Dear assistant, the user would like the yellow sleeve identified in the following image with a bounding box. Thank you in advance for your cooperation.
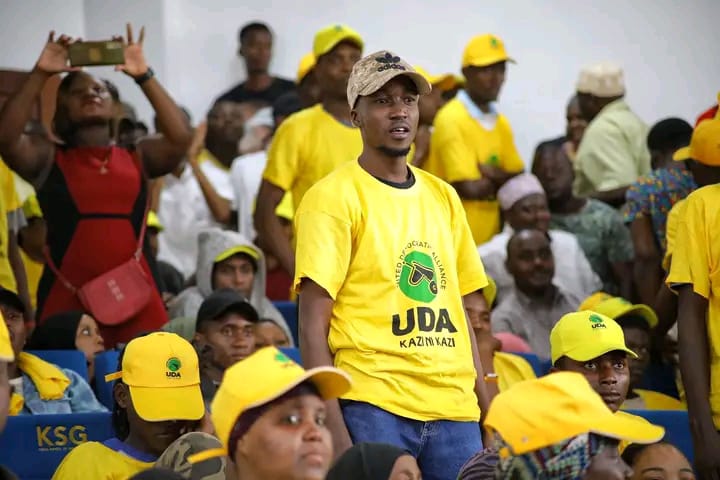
[663,200,686,271]
[666,194,710,298]
[449,185,488,294]
[263,117,304,191]
[52,443,102,480]
[0,160,21,212]
[293,186,353,299]
[433,120,479,183]
[498,117,525,172]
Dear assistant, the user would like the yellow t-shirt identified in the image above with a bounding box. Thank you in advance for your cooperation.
[21,250,42,309]
[0,158,21,292]
[427,99,525,245]
[294,162,488,422]
[663,198,687,272]
[666,184,720,428]
[52,440,155,480]
[494,352,536,392]
[263,104,362,210]
[621,389,686,411]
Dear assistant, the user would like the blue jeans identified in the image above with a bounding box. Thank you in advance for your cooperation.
[341,400,482,480]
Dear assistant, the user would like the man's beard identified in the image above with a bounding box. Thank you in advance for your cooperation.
[377,145,411,157]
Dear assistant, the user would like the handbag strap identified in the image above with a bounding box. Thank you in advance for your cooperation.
[43,148,153,290]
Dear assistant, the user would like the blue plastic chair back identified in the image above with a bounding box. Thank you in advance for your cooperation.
[274,301,299,345]
[510,352,547,377]
[0,412,113,480]
[626,409,693,463]
[280,347,302,365]
[27,350,88,381]
[94,350,120,410]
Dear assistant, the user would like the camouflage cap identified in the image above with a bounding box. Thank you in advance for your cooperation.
[156,432,227,480]
[347,50,432,108]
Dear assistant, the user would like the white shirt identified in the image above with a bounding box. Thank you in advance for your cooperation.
[200,158,236,208]
[456,89,499,130]
[157,167,223,279]
[230,150,268,239]
[478,225,602,305]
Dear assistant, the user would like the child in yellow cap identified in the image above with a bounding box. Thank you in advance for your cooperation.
[189,346,351,480]
[52,332,207,480]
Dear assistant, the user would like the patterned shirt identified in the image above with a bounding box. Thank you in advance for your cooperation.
[622,164,696,253]
[551,199,634,295]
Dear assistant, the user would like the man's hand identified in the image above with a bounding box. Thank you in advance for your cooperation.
[35,32,79,75]
[478,164,518,187]
[115,23,148,78]
[694,429,720,480]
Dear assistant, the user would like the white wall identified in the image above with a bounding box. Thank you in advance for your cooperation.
[2,0,719,163]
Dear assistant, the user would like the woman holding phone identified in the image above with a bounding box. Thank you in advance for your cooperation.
[0,25,192,347]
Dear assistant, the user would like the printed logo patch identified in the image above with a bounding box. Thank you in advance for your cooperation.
[399,251,438,302]
[166,357,182,378]
[589,314,606,329]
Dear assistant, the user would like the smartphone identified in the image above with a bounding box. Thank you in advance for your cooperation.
[68,40,125,67]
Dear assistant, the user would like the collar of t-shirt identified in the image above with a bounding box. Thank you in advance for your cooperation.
[372,167,416,189]
[457,90,498,130]
[103,437,158,463]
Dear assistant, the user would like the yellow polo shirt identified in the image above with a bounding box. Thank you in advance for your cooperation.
[294,162,488,421]
[666,184,720,428]
[263,104,362,210]
[428,98,524,245]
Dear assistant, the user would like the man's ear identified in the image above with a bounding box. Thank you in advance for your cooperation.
[114,383,129,409]
[350,109,361,128]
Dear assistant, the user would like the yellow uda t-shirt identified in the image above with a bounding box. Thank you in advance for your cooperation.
[263,104,362,210]
[0,158,22,292]
[666,184,720,428]
[294,162,488,422]
[427,99,525,245]
[493,351,536,392]
[52,440,155,479]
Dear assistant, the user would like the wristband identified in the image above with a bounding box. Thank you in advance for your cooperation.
[133,67,155,86]
[483,373,499,383]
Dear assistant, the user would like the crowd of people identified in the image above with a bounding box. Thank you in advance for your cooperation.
[0,16,716,480]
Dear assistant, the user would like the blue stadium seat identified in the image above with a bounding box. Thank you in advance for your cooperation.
[94,350,120,410]
[280,347,302,365]
[626,409,693,463]
[0,412,113,480]
[27,350,88,381]
[274,301,298,345]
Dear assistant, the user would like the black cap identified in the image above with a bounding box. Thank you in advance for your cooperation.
[196,289,259,331]
[0,288,25,315]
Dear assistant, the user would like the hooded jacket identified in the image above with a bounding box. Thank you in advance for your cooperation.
[168,228,292,344]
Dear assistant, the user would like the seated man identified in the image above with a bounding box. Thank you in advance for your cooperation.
[475,372,663,479]
[579,293,684,410]
[0,288,106,414]
[478,173,601,304]
[491,229,582,358]
[168,228,290,340]
[193,289,259,403]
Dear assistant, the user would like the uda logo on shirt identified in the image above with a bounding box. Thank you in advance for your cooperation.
[392,241,457,348]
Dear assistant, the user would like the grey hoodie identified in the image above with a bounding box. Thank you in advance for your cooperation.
[168,228,293,344]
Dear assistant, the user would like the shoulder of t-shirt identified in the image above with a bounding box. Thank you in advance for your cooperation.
[586,198,617,215]
[276,104,324,132]
[299,161,358,205]
[214,83,246,103]
[548,229,579,245]
[272,77,297,89]
[433,98,467,126]
[685,183,720,204]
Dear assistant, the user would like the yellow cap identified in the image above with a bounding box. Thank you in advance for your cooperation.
[673,119,720,166]
[413,66,456,92]
[579,294,658,329]
[104,332,204,422]
[482,276,497,307]
[550,311,638,365]
[296,52,316,84]
[312,24,363,58]
[485,372,664,456]
[462,34,515,68]
[214,245,260,263]
[147,211,163,232]
[210,346,351,454]
[0,313,15,362]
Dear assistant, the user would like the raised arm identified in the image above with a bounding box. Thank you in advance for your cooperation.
[0,32,74,182]
[116,25,192,178]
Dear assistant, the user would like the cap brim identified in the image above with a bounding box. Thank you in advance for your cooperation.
[318,34,364,58]
[215,246,260,263]
[432,75,457,92]
[673,146,691,161]
[130,385,205,422]
[589,411,665,445]
[563,344,638,363]
[464,55,516,68]
[245,366,352,412]
[617,304,658,329]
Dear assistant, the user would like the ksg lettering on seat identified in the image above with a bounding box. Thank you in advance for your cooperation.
[36,425,88,451]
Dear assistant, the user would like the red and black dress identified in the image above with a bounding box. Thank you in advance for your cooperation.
[37,146,168,347]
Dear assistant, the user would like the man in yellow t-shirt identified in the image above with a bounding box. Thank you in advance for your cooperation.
[255,24,364,278]
[428,34,524,245]
[666,118,720,474]
[0,158,30,312]
[294,51,491,480]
